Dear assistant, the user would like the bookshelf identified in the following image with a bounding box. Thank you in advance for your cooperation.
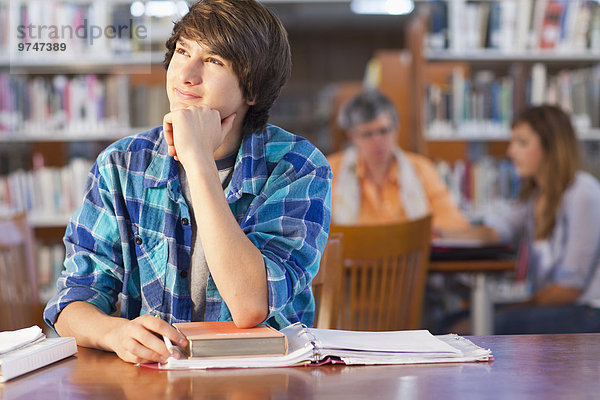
[0,0,173,221]
[362,0,600,220]
[406,0,600,305]
[419,0,600,144]
[0,0,179,307]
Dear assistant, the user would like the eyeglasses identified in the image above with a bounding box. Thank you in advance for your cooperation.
[351,125,395,139]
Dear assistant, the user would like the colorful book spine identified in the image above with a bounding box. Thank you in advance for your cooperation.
[0,157,93,218]
[425,0,600,52]
[425,64,600,139]
[435,157,520,221]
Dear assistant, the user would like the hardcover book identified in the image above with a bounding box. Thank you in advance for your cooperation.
[173,321,288,358]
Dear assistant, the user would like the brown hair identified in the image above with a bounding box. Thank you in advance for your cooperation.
[512,104,580,239]
[163,0,291,135]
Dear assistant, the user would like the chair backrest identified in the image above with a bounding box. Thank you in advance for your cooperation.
[0,213,39,331]
[330,215,432,331]
[312,233,343,329]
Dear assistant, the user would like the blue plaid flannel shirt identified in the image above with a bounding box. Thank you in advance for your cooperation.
[44,125,332,330]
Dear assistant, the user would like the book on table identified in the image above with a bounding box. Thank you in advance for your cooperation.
[0,326,77,382]
[159,323,492,370]
[174,321,288,358]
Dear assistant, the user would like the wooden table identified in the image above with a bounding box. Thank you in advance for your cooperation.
[429,259,516,336]
[2,334,599,399]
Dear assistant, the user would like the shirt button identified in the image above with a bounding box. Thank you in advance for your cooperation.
[180,270,188,278]
[182,218,189,226]
[135,236,143,245]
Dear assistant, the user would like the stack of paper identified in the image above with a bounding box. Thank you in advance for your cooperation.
[0,326,77,382]
[0,326,45,354]
[305,326,491,365]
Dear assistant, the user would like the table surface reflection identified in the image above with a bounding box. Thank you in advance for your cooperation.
[2,334,599,400]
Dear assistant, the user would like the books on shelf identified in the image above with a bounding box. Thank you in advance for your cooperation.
[425,0,600,53]
[0,73,131,137]
[435,157,520,222]
[0,2,7,56]
[5,1,170,60]
[425,64,600,140]
[539,0,566,49]
[0,157,93,220]
[427,0,448,50]
[130,85,170,128]
[159,323,492,370]
[174,321,288,358]
[0,69,168,140]
[0,326,77,382]
[37,242,66,303]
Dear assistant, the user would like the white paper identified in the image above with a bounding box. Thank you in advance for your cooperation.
[308,327,461,354]
[0,326,45,355]
[432,237,488,248]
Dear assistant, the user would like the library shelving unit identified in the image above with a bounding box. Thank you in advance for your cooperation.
[361,0,600,219]
[415,0,600,158]
[0,0,177,307]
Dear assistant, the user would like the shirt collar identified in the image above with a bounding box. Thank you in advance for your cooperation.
[143,127,270,201]
[355,152,399,185]
[226,127,270,202]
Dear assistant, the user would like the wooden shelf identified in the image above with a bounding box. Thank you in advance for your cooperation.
[426,129,600,142]
[28,213,71,228]
[425,50,600,63]
[0,127,154,143]
[1,51,165,71]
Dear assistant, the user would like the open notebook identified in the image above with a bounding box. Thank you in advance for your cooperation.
[159,323,492,370]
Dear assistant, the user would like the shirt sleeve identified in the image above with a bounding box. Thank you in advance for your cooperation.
[43,158,124,328]
[552,183,600,289]
[239,146,332,323]
[483,200,528,244]
[410,154,470,231]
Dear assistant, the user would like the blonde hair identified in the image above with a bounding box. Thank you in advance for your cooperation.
[513,105,580,239]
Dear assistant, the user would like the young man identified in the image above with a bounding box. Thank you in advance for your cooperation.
[44,0,332,364]
[328,89,468,232]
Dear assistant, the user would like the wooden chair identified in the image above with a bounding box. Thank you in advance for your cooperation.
[330,216,432,331]
[0,213,40,331]
[312,233,343,329]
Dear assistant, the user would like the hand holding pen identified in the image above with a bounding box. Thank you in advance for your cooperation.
[105,312,188,365]
[154,314,186,362]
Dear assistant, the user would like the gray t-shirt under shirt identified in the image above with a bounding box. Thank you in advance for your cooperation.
[177,152,236,321]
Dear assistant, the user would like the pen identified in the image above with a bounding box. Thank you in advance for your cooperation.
[163,334,175,355]
[153,313,175,356]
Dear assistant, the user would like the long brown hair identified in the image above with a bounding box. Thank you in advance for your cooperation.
[512,105,580,239]
[163,0,291,136]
